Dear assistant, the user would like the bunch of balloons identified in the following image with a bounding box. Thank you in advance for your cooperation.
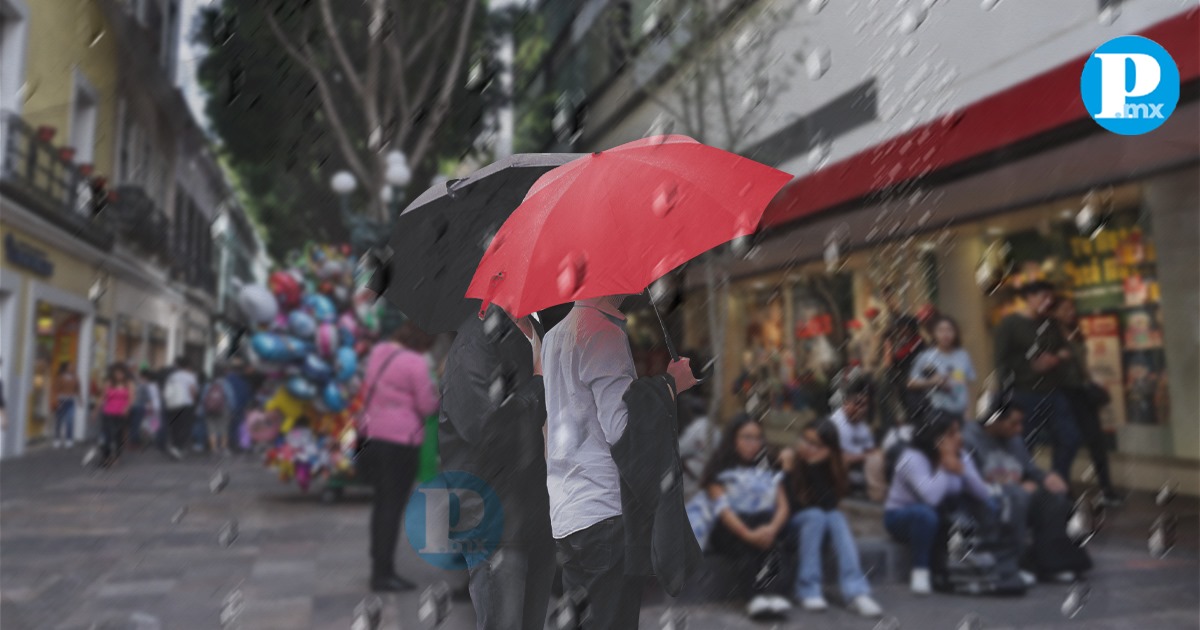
[236,243,384,491]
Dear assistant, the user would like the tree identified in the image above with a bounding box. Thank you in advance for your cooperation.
[196,0,494,259]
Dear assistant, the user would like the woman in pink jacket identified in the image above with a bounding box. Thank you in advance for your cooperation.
[358,322,440,592]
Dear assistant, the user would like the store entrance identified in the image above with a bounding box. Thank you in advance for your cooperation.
[26,301,82,447]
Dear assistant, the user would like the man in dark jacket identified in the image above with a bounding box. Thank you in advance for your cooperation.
[439,306,553,630]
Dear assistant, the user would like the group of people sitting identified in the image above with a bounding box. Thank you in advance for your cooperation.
[685,373,1092,621]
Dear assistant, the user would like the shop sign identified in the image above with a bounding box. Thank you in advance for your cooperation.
[4,234,54,277]
[1081,315,1127,431]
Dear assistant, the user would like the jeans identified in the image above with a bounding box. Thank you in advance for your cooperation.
[360,440,421,579]
[165,406,195,452]
[1012,389,1081,481]
[55,398,76,441]
[468,539,556,630]
[1064,387,1115,493]
[100,413,128,463]
[791,508,871,600]
[128,407,144,447]
[555,516,644,629]
[884,504,940,569]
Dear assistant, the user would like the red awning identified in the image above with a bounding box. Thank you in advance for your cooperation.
[762,9,1200,230]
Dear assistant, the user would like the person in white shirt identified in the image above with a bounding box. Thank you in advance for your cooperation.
[829,376,878,495]
[541,296,697,629]
[162,357,199,460]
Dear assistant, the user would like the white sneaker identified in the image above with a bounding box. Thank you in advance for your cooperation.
[746,595,774,619]
[802,596,829,611]
[1019,570,1038,587]
[768,595,793,614]
[910,568,932,595]
[65,439,74,448]
[849,595,884,618]
[54,440,62,449]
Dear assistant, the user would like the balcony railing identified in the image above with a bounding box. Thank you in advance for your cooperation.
[0,112,115,250]
[107,185,171,262]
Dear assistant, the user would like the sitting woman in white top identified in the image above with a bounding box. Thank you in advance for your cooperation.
[883,410,991,595]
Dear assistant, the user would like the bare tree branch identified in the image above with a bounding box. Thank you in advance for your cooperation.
[317,0,367,102]
[264,9,370,187]
[410,0,478,167]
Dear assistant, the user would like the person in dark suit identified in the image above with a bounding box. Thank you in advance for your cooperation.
[439,305,556,630]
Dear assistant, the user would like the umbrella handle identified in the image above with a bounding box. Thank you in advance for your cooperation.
[647,289,710,386]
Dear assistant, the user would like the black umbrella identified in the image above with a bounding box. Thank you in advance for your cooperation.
[375,153,582,334]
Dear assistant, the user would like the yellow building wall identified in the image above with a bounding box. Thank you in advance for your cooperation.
[21,0,121,176]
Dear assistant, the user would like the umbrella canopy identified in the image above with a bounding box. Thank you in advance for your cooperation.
[466,135,792,320]
[378,152,582,333]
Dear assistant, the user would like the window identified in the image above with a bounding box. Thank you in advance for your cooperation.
[0,0,29,117]
[69,72,99,163]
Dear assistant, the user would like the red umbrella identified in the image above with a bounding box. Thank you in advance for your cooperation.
[466,136,791,352]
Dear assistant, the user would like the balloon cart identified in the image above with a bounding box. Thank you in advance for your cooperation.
[238,243,386,501]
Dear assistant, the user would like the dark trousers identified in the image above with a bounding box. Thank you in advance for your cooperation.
[165,406,195,451]
[1002,485,1092,576]
[360,440,420,579]
[1012,390,1081,481]
[710,510,791,598]
[469,538,556,630]
[1064,388,1115,494]
[100,413,128,463]
[556,515,644,629]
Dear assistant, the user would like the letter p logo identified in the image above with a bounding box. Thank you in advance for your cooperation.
[404,471,504,570]
[1081,36,1179,135]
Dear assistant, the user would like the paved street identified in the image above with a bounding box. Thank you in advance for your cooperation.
[2,448,1197,629]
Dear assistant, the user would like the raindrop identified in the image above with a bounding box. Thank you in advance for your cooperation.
[981,0,1002,10]
[898,8,927,34]
[1061,582,1090,618]
[488,375,506,404]
[1081,465,1097,483]
[219,588,244,628]
[922,0,938,9]
[652,183,679,218]
[352,596,383,630]
[1155,482,1177,507]
[1149,514,1177,558]
[552,588,588,629]
[1066,497,1097,546]
[730,236,751,258]
[130,611,163,630]
[660,470,676,495]
[218,520,239,548]
[88,29,106,48]
[210,469,230,494]
[418,581,452,628]
[738,182,754,197]
[171,506,188,524]
[556,253,588,298]
[900,39,917,57]
[807,0,828,14]
[81,445,100,467]
[483,308,504,337]
[659,606,688,630]
[1098,5,1120,26]
[1075,203,1098,236]
[824,241,840,273]
[873,616,903,630]
[807,139,832,171]
[805,46,832,80]
[649,277,672,303]
[956,613,983,630]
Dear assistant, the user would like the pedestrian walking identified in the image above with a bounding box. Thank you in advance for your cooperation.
[907,315,976,420]
[162,357,199,460]
[356,322,439,593]
[52,361,81,448]
[883,412,991,595]
[695,414,793,620]
[224,359,253,453]
[782,419,884,618]
[138,367,162,448]
[963,401,1092,584]
[95,363,134,468]
[197,365,235,456]
[541,296,699,628]
[992,281,1081,482]
[440,306,555,630]
[1050,297,1121,505]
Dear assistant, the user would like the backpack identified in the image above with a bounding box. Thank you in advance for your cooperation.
[934,499,1027,596]
[203,381,229,415]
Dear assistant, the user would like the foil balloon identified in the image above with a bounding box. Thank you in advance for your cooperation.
[237,284,278,325]
[305,294,337,323]
[338,312,359,339]
[251,332,291,363]
[320,259,344,279]
[288,311,318,339]
[322,381,349,413]
[302,353,333,382]
[315,323,340,358]
[333,346,358,382]
[332,285,351,308]
[280,336,312,362]
[268,270,302,309]
[271,312,288,332]
[285,375,317,400]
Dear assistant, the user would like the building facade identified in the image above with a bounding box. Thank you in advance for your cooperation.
[0,0,238,458]
[516,0,1198,492]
